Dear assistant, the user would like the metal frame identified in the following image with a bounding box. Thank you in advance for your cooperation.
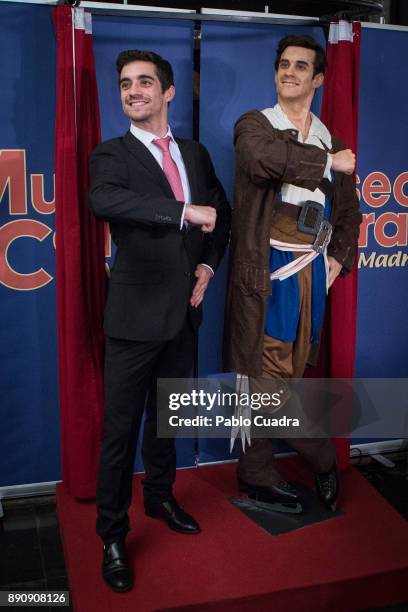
[361,20,408,30]
[6,0,408,31]
[0,480,58,500]
[319,0,383,21]
[3,0,405,29]
[0,0,384,18]
[0,0,318,25]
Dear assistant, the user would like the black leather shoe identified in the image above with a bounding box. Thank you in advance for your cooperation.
[238,478,303,513]
[102,540,132,593]
[315,464,339,512]
[145,498,201,534]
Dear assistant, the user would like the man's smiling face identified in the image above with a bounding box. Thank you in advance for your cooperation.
[275,46,323,104]
[119,60,174,129]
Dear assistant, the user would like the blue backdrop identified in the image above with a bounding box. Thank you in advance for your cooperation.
[1,8,407,488]
[355,27,408,378]
[92,14,196,472]
[198,21,326,463]
[93,16,194,142]
[0,6,196,486]
[0,3,58,487]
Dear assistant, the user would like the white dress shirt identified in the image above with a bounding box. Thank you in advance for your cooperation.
[130,123,190,228]
[262,104,333,207]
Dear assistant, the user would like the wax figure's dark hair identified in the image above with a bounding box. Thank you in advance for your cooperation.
[116,50,174,92]
[275,35,328,77]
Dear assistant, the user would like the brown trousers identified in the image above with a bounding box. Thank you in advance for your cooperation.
[237,213,336,486]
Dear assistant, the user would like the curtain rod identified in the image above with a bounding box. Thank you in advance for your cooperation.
[0,0,320,25]
[6,0,407,30]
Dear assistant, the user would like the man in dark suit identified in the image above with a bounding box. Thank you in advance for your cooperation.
[89,50,230,593]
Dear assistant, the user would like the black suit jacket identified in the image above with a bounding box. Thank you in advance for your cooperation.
[89,131,230,342]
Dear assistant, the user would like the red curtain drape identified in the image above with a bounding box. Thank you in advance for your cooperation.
[53,6,106,498]
[317,21,361,469]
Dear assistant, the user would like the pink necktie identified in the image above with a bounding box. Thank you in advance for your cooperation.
[152,136,185,202]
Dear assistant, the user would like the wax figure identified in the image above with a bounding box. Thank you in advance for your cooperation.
[89,50,230,592]
[224,35,361,514]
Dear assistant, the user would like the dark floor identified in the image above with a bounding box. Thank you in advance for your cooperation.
[0,454,407,612]
[0,495,71,611]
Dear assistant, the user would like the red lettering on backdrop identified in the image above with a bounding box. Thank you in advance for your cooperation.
[394,172,408,207]
[374,212,408,247]
[362,171,391,208]
[31,174,55,214]
[355,174,361,201]
[0,219,53,290]
[358,212,375,248]
[0,150,27,214]
[0,150,111,290]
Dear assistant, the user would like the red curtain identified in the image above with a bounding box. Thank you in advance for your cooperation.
[53,6,106,498]
[318,21,361,469]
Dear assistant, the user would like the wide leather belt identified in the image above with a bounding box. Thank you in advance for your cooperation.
[274,200,302,220]
[274,199,332,254]
[274,199,324,231]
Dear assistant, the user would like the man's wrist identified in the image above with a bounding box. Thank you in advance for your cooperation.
[199,263,214,277]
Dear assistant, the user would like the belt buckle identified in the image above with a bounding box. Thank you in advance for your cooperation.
[312,220,332,254]
[298,200,324,235]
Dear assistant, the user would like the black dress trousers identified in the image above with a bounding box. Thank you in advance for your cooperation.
[96,319,194,543]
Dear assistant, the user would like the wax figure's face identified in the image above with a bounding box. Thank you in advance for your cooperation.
[275,46,324,104]
[119,60,175,129]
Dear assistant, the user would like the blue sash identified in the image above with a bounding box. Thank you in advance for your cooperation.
[265,198,332,344]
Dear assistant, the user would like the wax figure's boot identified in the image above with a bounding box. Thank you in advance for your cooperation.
[238,478,303,514]
[145,497,201,534]
[237,438,303,514]
[102,540,133,592]
[315,463,339,512]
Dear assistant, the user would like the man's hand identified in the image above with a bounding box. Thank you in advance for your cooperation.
[331,149,356,175]
[184,204,216,232]
[190,264,213,308]
[327,256,342,288]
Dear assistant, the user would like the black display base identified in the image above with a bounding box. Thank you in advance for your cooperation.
[230,482,343,536]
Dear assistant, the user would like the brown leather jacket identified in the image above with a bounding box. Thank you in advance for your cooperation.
[224,110,361,377]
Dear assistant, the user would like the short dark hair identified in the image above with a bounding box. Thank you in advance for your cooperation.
[116,50,174,92]
[275,35,327,77]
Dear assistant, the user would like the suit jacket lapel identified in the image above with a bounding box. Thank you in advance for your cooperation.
[177,138,199,204]
[123,131,174,198]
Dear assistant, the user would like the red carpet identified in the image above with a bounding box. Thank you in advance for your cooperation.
[56,459,408,612]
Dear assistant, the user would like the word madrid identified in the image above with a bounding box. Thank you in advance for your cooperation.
[168,415,300,428]
[358,250,408,268]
